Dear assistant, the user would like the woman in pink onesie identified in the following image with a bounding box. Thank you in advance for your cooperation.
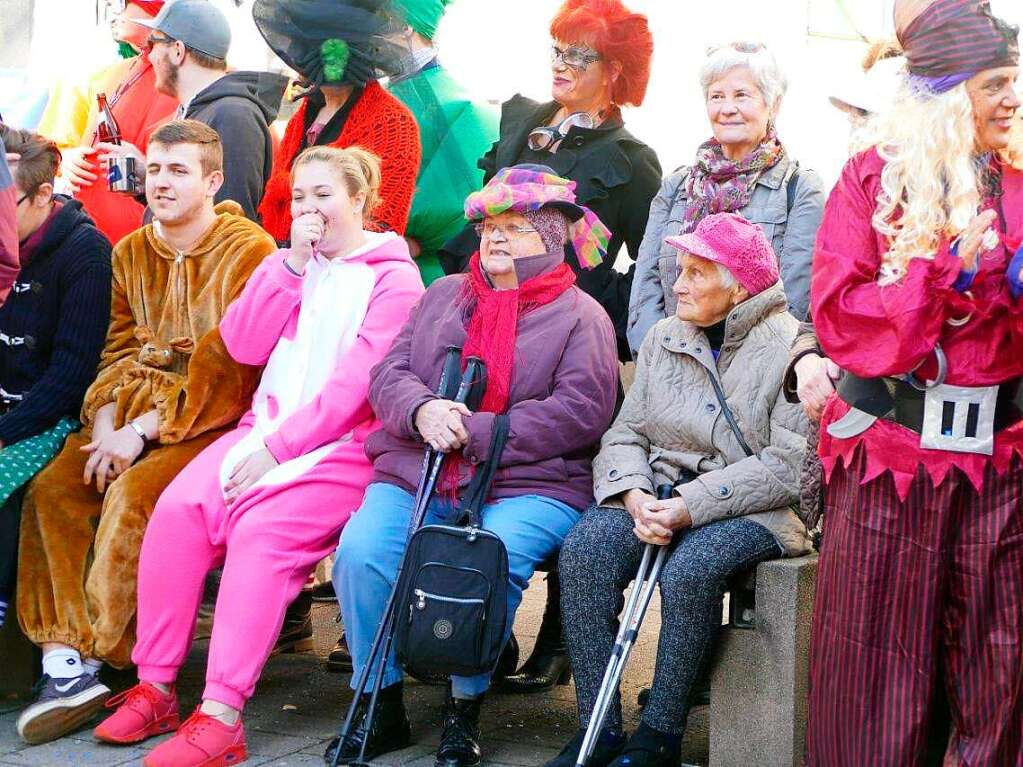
[93,146,425,767]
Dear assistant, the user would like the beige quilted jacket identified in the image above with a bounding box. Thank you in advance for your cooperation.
[593,282,813,556]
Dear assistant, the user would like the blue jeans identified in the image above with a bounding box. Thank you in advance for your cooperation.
[335,482,580,698]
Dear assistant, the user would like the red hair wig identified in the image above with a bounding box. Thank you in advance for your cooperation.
[550,0,653,107]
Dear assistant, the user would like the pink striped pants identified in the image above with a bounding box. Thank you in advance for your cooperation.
[807,449,1023,766]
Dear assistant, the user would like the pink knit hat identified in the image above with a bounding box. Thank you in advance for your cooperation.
[665,213,779,296]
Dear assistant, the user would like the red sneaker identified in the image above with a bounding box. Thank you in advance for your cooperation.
[94,682,180,744]
[143,709,247,767]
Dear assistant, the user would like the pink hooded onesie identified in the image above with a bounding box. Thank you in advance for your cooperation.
[131,231,424,709]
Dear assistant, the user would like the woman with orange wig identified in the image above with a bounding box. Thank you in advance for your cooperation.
[440,0,661,365]
[438,0,660,700]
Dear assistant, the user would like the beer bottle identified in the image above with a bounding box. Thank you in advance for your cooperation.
[96,92,141,194]
[95,93,123,145]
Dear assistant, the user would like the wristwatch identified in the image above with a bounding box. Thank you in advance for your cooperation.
[128,420,148,443]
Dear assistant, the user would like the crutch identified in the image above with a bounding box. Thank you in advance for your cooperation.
[331,355,487,767]
[575,483,675,767]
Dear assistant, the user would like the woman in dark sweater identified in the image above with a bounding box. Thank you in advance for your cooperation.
[440,0,661,363]
[0,126,112,626]
[437,0,661,691]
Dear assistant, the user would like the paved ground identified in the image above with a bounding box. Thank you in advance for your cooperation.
[0,576,709,766]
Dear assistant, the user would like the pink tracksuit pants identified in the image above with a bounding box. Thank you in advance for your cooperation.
[131,425,372,709]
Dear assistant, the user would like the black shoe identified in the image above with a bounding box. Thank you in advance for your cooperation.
[323,685,411,765]
[544,727,626,767]
[606,723,681,767]
[272,588,314,656]
[493,634,519,682]
[312,580,337,602]
[325,633,353,673]
[499,573,570,694]
[435,694,483,767]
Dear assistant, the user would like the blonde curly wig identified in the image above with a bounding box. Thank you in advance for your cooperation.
[853,80,981,285]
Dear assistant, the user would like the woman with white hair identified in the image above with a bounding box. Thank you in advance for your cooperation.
[627,42,825,355]
[807,1,1023,764]
[548,213,811,767]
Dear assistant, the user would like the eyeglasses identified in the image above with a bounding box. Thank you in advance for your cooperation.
[705,41,766,56]
[15,193,29,207]
[474,222,538,240]
[146,32,176,48]
[527,111,596,152]
[551,44,601,71]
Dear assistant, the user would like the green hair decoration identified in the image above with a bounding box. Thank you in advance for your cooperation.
[321,38,351,82]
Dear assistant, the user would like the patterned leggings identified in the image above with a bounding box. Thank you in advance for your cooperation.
[559,505,781,735]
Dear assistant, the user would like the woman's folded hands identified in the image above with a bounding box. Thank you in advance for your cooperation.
[623,488,692,545]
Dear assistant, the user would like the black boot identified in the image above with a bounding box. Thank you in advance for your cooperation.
[435,693,483,767]
[493,633,519,682]
[325,633,353,673]
[311,579,337,602]
[323,683,411,765]
[499,572,570,693]
[272,588,314,656]
[606,723,681,767]
[544,727,626,767]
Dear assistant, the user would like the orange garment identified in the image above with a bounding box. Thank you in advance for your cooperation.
[259,81,421,241]
[17,201,275,666]
[74,57,178,246]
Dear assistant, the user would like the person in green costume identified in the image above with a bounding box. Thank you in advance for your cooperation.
[385,0,499,285]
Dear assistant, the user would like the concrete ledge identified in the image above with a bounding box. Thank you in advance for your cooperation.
[709,554,818,767]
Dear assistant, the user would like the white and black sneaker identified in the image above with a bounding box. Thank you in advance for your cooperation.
[16,672,111,745]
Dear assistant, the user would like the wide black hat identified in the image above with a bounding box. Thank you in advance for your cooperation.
[252,0,403,89]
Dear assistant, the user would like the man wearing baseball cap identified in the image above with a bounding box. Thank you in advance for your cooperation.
[101,0,287,222]
[36,0,178,245]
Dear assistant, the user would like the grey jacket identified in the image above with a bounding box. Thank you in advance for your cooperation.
[626,155,825,356]
[595,282,813,556]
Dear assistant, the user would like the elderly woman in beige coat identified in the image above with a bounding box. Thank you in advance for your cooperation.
[547,212,811,767]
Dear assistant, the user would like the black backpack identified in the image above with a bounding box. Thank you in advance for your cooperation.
[393,416,511,679]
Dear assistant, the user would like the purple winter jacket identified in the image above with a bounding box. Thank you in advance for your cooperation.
[366,273,619,511]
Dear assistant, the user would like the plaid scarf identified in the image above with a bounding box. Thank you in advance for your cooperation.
[681,128,785,235]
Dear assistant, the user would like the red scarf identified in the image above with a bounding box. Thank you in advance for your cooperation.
[441,253,576,498]
[462,252,576,414]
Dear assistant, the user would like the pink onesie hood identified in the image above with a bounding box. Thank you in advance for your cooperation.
[336,231,415,270]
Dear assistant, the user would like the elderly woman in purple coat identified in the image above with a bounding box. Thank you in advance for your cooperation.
[328,165,620,767]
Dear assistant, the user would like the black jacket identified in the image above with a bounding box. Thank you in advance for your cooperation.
[185,71,289,221]
[439,94,662,360]
[0,198,112,445]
